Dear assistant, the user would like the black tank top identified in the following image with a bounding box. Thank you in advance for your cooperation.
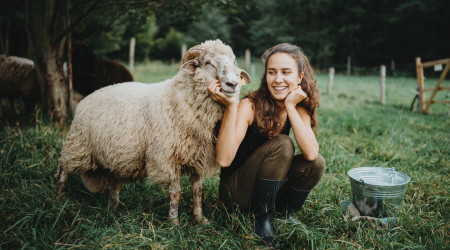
[220,117,291,179]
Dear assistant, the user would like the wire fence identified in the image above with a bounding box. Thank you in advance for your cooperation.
[313,63,440,78]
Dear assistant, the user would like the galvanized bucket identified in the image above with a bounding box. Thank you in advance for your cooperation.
[348,167,410,217]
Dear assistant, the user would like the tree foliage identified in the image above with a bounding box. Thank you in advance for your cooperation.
[0,0,448,124]
[2,0,448,66]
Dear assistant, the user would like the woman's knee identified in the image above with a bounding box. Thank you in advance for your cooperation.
[312,154,326,178]
[269,134,295,159]
[288,154,325,190]
[257,134,294,179]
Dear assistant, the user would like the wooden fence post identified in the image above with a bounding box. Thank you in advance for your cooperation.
[245,49,251,70]
[380,65,386,104]
[416,57,425,113]
[327,67,335,94]
[347,55,351,75]
[181,44,187,62]
[129,37,136,72]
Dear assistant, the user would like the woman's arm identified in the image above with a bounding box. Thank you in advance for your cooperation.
[215,99,253,167]
[285,87,319,161]
[207,80,254,167]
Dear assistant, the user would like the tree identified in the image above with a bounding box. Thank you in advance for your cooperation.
[0,0,211,125]
[184,6,232,47]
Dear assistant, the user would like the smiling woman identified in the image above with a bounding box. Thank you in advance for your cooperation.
[208,43,325,248]
[252,44,320,137]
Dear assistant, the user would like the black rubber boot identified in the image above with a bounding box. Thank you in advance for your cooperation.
[278,186,310,227]
[252,177,286,248]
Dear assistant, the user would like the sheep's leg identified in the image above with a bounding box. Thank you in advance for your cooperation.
[168,182,181,225]
[109,181,123,210]
[55,164,69,191]
[10,98,20,115]
[190,174,209,224]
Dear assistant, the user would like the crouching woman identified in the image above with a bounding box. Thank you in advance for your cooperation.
[208,43,325,247]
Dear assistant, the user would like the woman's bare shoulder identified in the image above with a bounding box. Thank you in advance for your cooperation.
[239,97,254,108]
[238,98,255,125]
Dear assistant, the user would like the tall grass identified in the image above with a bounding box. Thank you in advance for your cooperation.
[1,60,448,249]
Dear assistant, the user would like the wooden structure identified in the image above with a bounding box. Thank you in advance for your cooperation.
[327,67,335,94]
[412,57,450,113]
[245,49,251,70]
[380,65,386,104]
[129,37,136,72]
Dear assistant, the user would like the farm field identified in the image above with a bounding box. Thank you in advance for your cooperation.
[1,60,448,249]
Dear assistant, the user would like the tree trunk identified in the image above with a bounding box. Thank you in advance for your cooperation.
[43,46,68,125]
[0,21,11,55]
[26,0,69,125]
[30,42,69,125]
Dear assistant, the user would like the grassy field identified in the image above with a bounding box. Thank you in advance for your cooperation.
[1,60,448,249]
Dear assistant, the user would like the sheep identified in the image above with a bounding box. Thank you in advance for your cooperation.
[0,55,40,117]
[55,39,251,225]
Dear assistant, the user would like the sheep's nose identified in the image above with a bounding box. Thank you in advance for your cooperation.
[225,82,237,89]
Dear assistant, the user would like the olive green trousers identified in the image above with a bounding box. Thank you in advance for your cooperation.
[219,134,325,211]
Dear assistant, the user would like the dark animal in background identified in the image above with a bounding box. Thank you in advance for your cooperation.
[71,44,133,97]
[1,44,133,117]
[0,55,40,117]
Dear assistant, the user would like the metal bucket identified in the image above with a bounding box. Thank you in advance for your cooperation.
[348,167,410,217]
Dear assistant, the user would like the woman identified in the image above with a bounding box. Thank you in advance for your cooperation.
[208,43,325,246]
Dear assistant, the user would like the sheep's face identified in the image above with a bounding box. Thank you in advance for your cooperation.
[181,40,251,97]
[201,53,246,97]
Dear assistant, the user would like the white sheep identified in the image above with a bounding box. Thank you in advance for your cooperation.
[55,40,250,225]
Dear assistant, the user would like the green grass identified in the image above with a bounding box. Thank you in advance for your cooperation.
[1,60,449,249]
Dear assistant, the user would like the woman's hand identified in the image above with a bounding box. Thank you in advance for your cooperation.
[285,84,307,107]
[207,79,238,107]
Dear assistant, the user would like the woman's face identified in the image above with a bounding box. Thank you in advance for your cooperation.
[266,52,303,103]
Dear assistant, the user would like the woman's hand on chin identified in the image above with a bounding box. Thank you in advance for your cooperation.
[207,79,238,107]
[285,85,307,107]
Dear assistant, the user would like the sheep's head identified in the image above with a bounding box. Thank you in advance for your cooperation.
[181,40,251,97]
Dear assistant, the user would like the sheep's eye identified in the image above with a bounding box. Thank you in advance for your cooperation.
[205,62,216,68]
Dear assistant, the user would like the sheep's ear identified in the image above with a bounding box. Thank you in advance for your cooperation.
[240,70,251,85]
[181,59,199,74]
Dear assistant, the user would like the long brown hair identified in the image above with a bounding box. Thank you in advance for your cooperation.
[247,43,320,138]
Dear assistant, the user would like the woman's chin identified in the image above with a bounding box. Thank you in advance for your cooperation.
[270,93,288,102]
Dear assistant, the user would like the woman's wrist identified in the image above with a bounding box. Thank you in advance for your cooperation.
[225,101,238,112]
[285,102,297,111]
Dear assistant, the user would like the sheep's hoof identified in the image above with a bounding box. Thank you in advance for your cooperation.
[170,217,180,226]
[109,196,120,210]
[55,180,67,192]
[109,201,119,210]
[195,216,210,225]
